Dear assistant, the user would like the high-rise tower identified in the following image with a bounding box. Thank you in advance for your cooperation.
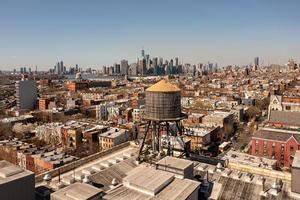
[15,76,37,110]
[141,48,145,58]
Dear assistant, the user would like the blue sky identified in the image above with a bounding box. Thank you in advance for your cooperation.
[0,0,300,70]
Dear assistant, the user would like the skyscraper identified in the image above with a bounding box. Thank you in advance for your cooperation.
[60,61,64,74]
[152,57,158,68]
[114,63,121,74]
[145,54,150,69]
[159,57,163,67]
[141,49,145,58]
[175,57,179,66]
[120,59,129,75]
[254,57,259,70]
[288,58,296,71]
[138,58,146,75]
[57,62,60,74]
[15,76,37,110]
[170,59,174,67]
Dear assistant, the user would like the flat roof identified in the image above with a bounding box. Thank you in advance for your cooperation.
[0,160,34,185]
[206,111,232,118]
[99,128,126,139]
[123,165,175,196]
[90,158,137,191]
[105,165,200,200]
[0,114,34,123]
[223,150,277,168]
[51,182,102,200]
[157,156,193,170]
[187,127,213,137]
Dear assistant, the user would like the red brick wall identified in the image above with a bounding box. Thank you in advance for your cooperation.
[283,97,300,104]
[0,146,18,165]
[251,137,300,168]
[285,137,300,167]
[26,155,35,172]
[68,82,88,92]
[39,99,50,110]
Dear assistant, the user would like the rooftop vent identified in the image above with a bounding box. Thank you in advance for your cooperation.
[82,175,91,184]
[43,173,52,184]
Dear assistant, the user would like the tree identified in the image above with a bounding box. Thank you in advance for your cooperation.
[0,123,12,139]
[12,123,34,138]
[245,106,261,120]
[192,100,213,109]
[255,97,270,110]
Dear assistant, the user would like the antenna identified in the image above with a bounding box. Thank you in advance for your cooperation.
[206,170,209,182]
[73,159,76,181]
[58,168,61,182]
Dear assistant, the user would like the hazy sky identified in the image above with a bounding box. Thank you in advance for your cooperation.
[1,0,300,70]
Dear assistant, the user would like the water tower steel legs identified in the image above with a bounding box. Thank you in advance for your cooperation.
[137,118,189,162]
[138,121,151,162]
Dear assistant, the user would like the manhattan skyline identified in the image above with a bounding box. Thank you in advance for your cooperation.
[1,0,300,70]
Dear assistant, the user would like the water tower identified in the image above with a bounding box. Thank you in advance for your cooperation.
[137,79,188,162]
[75,72,82,80]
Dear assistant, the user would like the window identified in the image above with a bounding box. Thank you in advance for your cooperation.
[264,141,267,148]
[290,146,294,154]
[286,106,291,110]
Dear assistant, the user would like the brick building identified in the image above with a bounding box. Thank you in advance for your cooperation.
[251,128,300,168]
[98,128,129,150]
[0,139,76,174]
[68,80,111,92]
[202,111,234,140]
[184,126,220,153]
[268,95,300,115]
[68,81,89,92]
[268,110,300,128]
[39,98,50,110]
[184,113,205,125]
[39,79,51,87]
[61,127,82,149]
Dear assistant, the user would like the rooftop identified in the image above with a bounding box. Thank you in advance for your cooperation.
[223,150,277,169]
[207,111,232,118]
[195,161,295,200]
[99,128,127,139]
[269,110,300,127]
[0,114,34,123]
[157,156,193,171]
[0,160,34,185]
[146,79,180,92]
[123,165,175,196]
[105,165,200,200]
[253,128,300,143]
[90,158,137,191]
[50,182,102,200]
[186,127,214,137]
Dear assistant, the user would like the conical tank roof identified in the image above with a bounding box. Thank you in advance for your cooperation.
[146,79,180,92]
